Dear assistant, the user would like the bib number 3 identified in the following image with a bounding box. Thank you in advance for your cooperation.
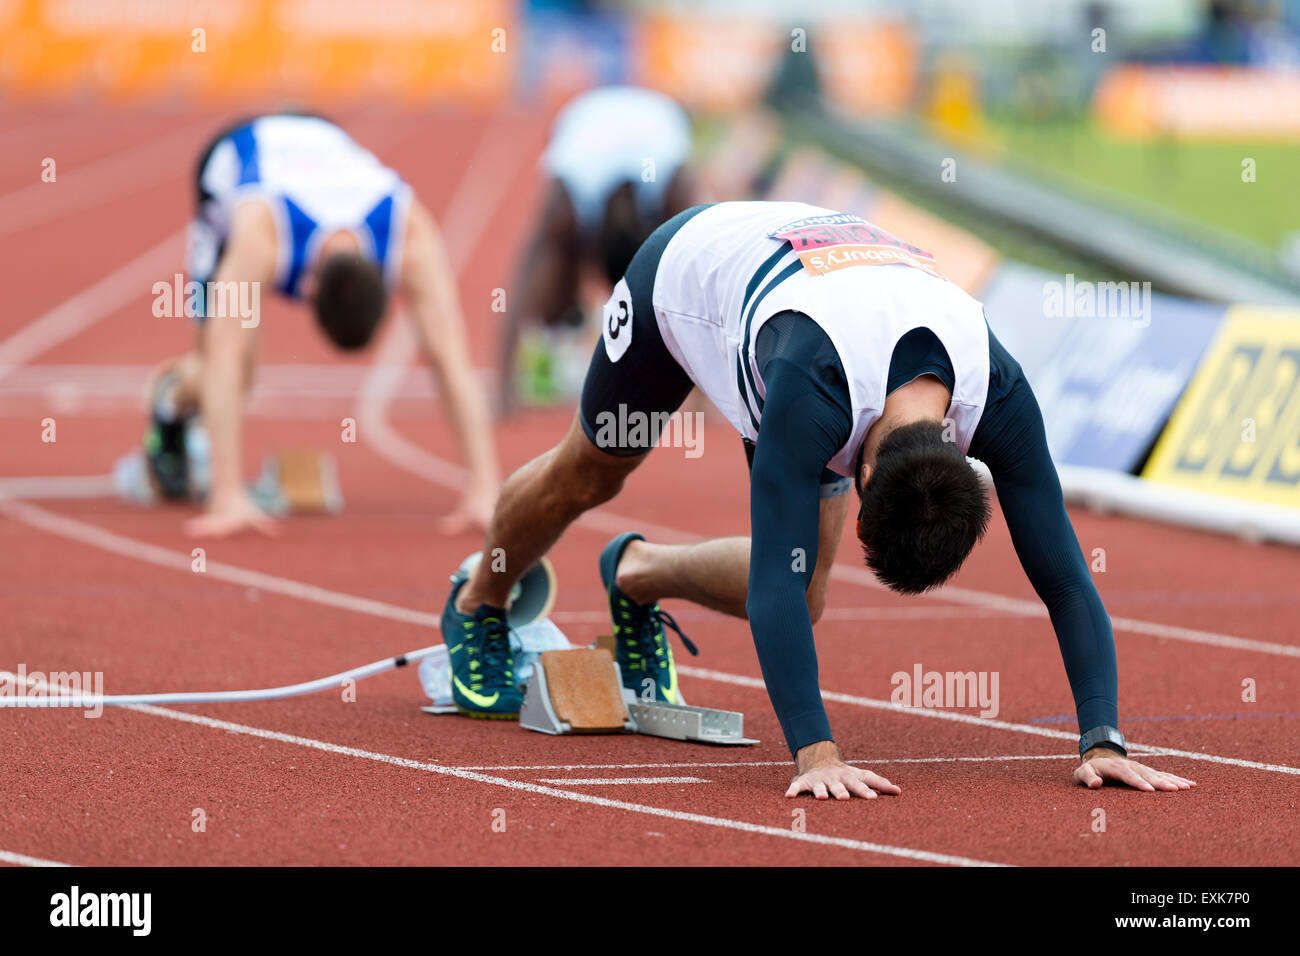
[602,278,633,363]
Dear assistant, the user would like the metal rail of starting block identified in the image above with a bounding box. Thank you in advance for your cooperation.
[519,654,758,746]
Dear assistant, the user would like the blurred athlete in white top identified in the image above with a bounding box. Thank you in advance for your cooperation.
[145,112,499,537]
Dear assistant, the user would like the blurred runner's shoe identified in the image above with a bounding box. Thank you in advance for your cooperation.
[143,372,199,500]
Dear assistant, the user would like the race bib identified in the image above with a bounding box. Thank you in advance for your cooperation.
[602,277,634,363]
[770,213,943,279]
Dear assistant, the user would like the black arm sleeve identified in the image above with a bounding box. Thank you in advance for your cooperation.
[747,314,854,755]
[968,368,1120,734]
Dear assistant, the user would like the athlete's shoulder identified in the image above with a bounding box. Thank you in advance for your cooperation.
[688,200,842,229]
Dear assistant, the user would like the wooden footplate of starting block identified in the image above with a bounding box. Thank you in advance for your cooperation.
[250,449,343,515]
[520,649,758,746]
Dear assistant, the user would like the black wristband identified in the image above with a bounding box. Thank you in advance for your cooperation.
[1079,725,1127,758]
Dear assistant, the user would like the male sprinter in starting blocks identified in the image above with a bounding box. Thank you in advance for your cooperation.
[147,112,499,537]
[445,201,1197,799]
[498,85,695,413]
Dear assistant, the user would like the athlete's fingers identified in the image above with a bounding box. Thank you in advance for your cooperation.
[1145,767,1193,791]
[1115,764,1156,792]
[1144,765,1196,787]
[828,780,851,801]
[861,770,901,795]
[184,507,279,539]
[845,775,877,799]
[812,780,830,800]
[1074,762,1104,789]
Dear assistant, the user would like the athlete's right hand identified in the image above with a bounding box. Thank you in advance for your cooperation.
[786,741,902,800]
[184,490,278,539]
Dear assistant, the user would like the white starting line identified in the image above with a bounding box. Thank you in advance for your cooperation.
[0,849,71,868]
[455,753,1157,772]
[537,776,712,785]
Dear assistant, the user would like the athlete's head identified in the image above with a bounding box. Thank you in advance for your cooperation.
[855,420,990,594]
[312,251,388,351]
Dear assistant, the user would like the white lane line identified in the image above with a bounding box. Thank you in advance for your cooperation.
[0,363,493,399]
[824,561,1300,659]
[106,702,1005,867]
[0,496,442,630]
[1,497,1297,777]
[0,230,184,384]
[0,475,115,499]
[0,119,213,240]
[680,665,1300,776]
[0,849,71,867]
[4,667,1003,866]
[457,754,1155,771]
[549,606,1024,625]
[536,776,711,785]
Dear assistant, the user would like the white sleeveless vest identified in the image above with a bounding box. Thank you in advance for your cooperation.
[648,201,990,476]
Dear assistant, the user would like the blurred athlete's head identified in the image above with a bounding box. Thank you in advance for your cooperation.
[855,420,990,594]
[312,251,388,351]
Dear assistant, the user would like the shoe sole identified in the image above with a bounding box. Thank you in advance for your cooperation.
[455,707,520,720]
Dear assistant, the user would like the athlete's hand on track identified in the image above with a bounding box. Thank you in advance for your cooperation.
[437,488,495,536]
[1074,748,1196,791]
[184,491,278,539]
[786,741,902,800]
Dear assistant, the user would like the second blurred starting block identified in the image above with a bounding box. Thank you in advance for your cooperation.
[249,448,343,515]
[520,648,758,746]
[115,428,343,516]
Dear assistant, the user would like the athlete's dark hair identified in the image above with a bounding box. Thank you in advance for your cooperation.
[313,252,388,351]
[856,420,991,594]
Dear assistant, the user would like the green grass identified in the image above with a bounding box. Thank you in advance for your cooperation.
[983,114,1300,251]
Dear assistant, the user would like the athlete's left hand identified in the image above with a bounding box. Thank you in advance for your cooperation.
[437,487,495,536]
[1074,748,1196,791]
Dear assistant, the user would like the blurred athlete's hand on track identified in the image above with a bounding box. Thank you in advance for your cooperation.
[184,490,279,539]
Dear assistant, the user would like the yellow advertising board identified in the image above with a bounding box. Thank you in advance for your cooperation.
[1144,307,1300,508]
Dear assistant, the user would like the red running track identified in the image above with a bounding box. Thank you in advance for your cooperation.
[0,105,1297,867]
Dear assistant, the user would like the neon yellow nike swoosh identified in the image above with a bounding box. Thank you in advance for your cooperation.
[453,675,500,708]
[661,663,678,704]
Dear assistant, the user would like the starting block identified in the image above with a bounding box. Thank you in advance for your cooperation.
[114,431,343,515]
[520,648,758,746]
[249,448,343,515]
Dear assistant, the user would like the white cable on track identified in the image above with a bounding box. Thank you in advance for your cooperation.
[0,645,446,708]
